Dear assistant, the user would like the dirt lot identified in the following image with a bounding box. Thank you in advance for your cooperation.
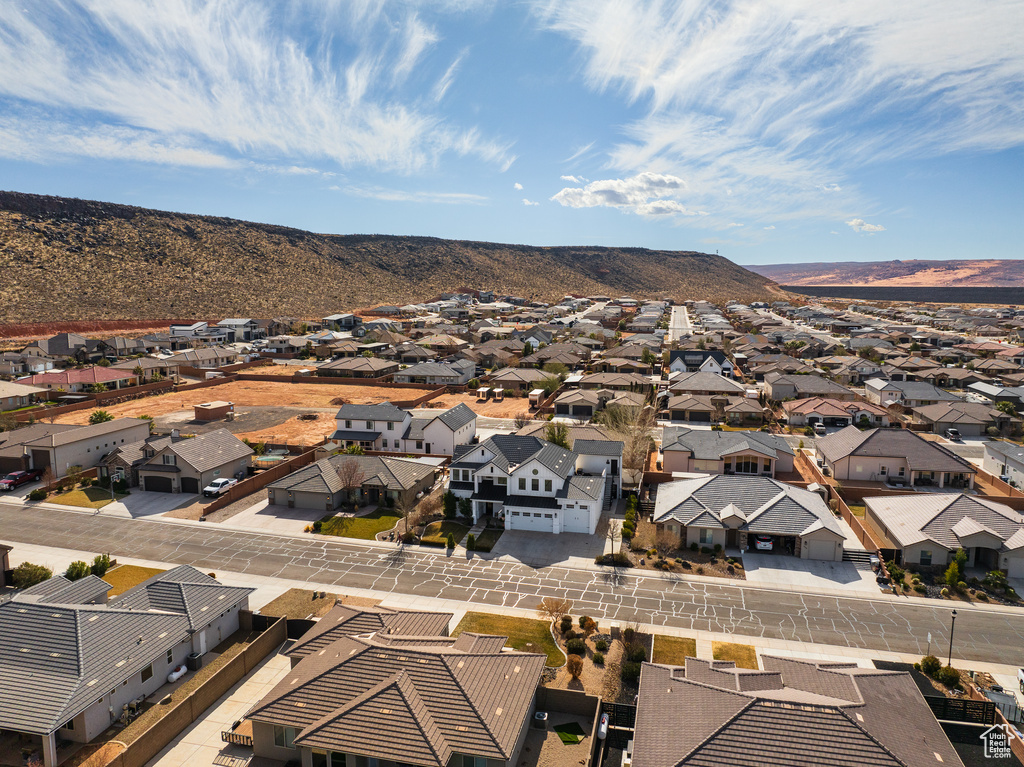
[52,380,436,424]
[427,393,532,418]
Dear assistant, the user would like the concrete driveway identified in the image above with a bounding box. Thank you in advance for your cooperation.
[218,499,326,534]
[741,551,879,594]
[489,528,608,568]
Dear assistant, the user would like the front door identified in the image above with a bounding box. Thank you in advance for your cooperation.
[425,443,431,453]
[199,630,207,655]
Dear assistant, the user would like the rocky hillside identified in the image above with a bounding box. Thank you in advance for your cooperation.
[746,259,1024,287]
[0,191,773,323]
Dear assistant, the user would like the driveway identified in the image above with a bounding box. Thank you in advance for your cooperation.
[741,551,879,594]
[490,529,608,568]
[218,500,325,535]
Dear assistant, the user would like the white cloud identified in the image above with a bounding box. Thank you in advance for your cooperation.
[562,142,595,163]
[846,217,886,233]
[0,1,513,173]
[764,225,775,230]
[432,49,467,102]
[727,222,744,228]
[514,182,523,190]
[531,0,1024,223]
[830,230,840,235]
[343,186,488,204]
[560,174,586,183]
[551,171,706,217]
[522,198,540,206]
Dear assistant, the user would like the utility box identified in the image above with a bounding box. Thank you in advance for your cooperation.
[194,401,234,422]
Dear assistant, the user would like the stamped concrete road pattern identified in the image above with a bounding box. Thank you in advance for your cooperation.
[2,505,1023,664]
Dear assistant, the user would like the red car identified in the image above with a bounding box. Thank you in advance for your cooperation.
[0,469,44,491]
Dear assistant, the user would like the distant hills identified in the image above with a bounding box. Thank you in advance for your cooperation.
[745,259,1024,287]
[0,191,773,324]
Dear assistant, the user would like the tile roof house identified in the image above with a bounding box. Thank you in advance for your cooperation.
[0,380,48,411]
[486,366,551,391]
[864,378,964,408]
[136,428,253,494]
[817,425,976,489]
[667,349,736,376]
[782,397,890,428]
[317,356,400,379]
[287,603,453,665]
[661,428,794,476]
[0,566,253,766]
[18,366,139,393]
[865,493,1024,576]
[661,394,763,425]
[448,434,622,532]
[667,371,747,397]
[268,453,439,511]
[393,359,476,386]
[912,401,1019,437]
[764,373,856,402]
[632,657,963,767]
[247,630,545,767]
[652,475,845,560]
[329,402,476,455]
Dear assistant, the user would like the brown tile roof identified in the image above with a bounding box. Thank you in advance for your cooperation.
[250,632,544,767]
[288,604,452,660]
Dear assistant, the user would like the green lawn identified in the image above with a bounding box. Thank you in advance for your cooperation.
[421,520,471,547]
[473,528,503,552]
[53,486,126,509]
[652,635,697,665]
[453,611,563,666]
[319,508,400,539]
[713,641,759,669]
[847,504,866,517]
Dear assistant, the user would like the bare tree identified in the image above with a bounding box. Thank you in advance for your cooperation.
[336,459,368,510]
[394,493,414,534]
[605,520,621,558]
[602,403,656,485]
[632,517,657,552]
[513,411,533,430]
[654,530,678,559]
[537,596,572,624]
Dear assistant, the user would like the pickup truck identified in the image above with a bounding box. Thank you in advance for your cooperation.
[0,469,44,491]
[202,477,238,497]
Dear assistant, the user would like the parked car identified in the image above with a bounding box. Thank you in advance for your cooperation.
[202,477,238,497]
[0,469,44,491]
[813,423,827,436]
[754,535,774,551]
[944,428,962,441]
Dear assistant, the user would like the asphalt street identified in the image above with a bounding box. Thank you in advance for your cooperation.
[3,504,1023,665]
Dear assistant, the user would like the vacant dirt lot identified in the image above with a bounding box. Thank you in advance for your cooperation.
[426,393,532,418]
[52,380,436,425]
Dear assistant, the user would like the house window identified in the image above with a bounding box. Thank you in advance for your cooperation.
[544,479,552,492]
[416,441,423,449]
[566,504,575,509]
[366,421,374,429]
[162,454,176,465]
[898,467,905,476]
[920,550,933,566]
[699,529,714,545]
[544,513,553,518]
[274,725,297,749]
[387,421,394,430]
[532,479,539,491]
[763,459,771,471]
[497,477,506,485]
[519,478,526,491]
[534,513,542,518]
[62,719,74,731]
[345,420,352,429]
[166,648,173,664]
[141,664,153,682]
[879,466,888,476]
[462,755,487,767]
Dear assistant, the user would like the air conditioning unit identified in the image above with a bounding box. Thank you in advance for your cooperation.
[533,712,549,730]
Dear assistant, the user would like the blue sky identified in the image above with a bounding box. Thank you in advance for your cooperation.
[1,1,1022,265]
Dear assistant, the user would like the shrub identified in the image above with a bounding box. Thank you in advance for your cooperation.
[628,646,648,663]
[984,570,1008,592]
[466,533,475,551]
[312,520,322,533]
[401,531,416,544]
[680,561,691,569]
[592,651,605,665]
[446,532,456,549]
[1007,587,1018,600]
[700,546,711,555]
[622,627,636,644]
[12,562,52,589]
[88,409,113,425]
[920,655,941,676]
[976,591,989,601]
[937,665,961,688]
[560,616,573,633]
[713,543,722,553]
[611,552,633,567]
[696,566,704,575]
[443,491,457,519]
[582,617,598,637]
[940,587,950,597]
[595,640,609,652]
[956,581,968,593]
[566,654,584,680]
[65,561,91,581]
[647,548,657,558]
[914,662,921,671]
[91,553,111,576]
[27,488,47,501]
[579,615,589,628]
[566,638,587,655]
[690,542,698,552]
[913,584,926,593]
[621,661,642,683]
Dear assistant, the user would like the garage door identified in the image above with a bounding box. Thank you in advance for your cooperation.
[1007,557,1024,580]
[688,412,711,422]
[564,506,591,534]
[805,539,838,561]
[508,510,554,533]
[573,406,594,418]
[180,477,200,494]
[144,475,173,493]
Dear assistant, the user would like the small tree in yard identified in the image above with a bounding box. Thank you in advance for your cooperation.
[566,654,584,680]
[336,459,367,510]
[443,491,457,519]
[89,409,113,424]
[457,496,473,519]
[545,421,571,450]
[91,553,112,576]
[13,562,52,589]
[945,548,968,590]
[446,532,456,549]
[581,617,598,638]
[654,530,677,559]
[395,494,414,534]
[537,596,572,625]
[65,561,91,581]
[605,520,621,558]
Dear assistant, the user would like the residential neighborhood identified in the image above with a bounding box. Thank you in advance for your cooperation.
[5,292,1024,767]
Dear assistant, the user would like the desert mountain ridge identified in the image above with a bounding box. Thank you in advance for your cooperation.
[745,259,1024,287]
[0,190,773,324]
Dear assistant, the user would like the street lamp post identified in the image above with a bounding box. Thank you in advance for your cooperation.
[947,609,958,667]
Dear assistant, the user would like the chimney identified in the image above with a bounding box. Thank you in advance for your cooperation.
[171,429,180,439]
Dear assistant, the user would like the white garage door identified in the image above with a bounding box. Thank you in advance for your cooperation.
[805,539,838,561]
[564,507,592,534]
[508,510,554,533]
[1007,557,1024,580]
